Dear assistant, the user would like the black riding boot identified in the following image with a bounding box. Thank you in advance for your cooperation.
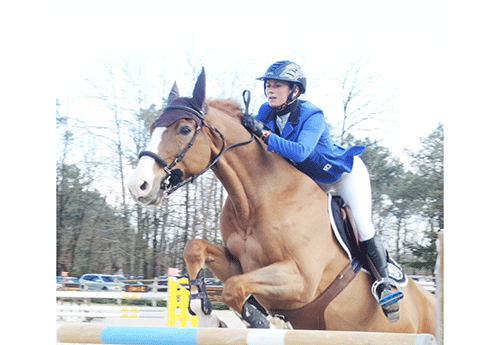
[360,234,404,323]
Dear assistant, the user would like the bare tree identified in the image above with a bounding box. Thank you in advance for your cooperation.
[336,57,398,145]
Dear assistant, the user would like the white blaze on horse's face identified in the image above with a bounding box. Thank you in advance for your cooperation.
[127,127,167,204]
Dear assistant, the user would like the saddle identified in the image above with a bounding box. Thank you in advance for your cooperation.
[328,194,407,287]
[267,194,407,330]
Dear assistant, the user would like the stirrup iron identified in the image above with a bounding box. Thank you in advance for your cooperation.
[371,278,404,307]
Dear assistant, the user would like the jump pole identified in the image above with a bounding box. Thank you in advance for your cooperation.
[56,325,437,345]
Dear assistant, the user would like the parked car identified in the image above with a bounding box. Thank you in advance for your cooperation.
[79,273,119,291]
[111,275,129,291]
[155,275,190,291]
[56,276,80,290]
[157,276,169,292]
[205,278,223,286]
[113,275,127,281]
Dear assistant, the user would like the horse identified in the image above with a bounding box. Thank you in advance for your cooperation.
[127,68,437,335]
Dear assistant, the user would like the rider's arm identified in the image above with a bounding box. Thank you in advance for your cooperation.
[266,111,325,162]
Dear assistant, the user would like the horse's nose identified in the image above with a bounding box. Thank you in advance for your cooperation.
[127,174,153,199]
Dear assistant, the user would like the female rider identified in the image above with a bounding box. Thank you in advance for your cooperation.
[242,60,403,322]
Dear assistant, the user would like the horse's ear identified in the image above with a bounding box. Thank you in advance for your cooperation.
[192,67,206,109]
[166,81,180,105]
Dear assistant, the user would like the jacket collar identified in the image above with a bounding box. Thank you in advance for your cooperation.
[264,101,301,126]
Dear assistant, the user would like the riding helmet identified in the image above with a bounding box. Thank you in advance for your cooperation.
[257,60,307,94]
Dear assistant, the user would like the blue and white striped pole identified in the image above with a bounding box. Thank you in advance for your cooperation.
[56,325,437,345]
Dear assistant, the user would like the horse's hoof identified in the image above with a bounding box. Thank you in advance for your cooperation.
[269,316,293,329]
[241,302,270,328]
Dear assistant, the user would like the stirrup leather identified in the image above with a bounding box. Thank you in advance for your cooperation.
[371,278,404,307]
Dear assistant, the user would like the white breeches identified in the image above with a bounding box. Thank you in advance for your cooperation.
[317,156,376,242]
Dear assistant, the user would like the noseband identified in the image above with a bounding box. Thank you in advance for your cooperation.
[138,92,254,196]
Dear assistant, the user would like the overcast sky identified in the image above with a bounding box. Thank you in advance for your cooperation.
[53,1,453,159]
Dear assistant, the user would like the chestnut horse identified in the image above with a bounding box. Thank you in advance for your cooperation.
[127,69,436,335]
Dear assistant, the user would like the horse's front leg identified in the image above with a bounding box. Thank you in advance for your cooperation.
[222,259,306,329]
[183,239,243,327]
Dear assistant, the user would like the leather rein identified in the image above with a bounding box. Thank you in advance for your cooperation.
[138,91,254,197]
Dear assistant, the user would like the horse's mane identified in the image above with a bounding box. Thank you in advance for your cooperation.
[206,98,321,195]
[207,99,244,120]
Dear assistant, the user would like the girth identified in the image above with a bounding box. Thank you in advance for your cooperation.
[268,259,362,330]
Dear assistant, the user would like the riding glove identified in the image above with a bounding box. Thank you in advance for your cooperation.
[242,115,271,141]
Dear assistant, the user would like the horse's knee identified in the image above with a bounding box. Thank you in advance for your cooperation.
[222,276,246,312]
[183,239,206,263]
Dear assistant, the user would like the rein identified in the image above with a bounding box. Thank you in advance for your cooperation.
[138,91,255,196]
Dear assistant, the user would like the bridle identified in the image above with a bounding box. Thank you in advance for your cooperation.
[138,91,255,196]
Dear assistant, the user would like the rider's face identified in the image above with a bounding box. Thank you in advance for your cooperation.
[265,80,293,108]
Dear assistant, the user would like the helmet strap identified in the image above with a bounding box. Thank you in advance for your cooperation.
[288,84,300,102]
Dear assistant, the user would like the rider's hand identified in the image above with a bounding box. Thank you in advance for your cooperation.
[242,115,271,142]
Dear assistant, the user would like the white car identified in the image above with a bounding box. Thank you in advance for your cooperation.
[79,273,120,291]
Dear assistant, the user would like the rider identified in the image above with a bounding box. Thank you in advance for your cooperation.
[242,60,404,322]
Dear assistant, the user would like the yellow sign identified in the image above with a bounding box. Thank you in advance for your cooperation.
[168,277,198,327]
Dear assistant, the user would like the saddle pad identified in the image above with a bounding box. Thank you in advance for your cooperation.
[327,194,408,288]
[328,194,359,261]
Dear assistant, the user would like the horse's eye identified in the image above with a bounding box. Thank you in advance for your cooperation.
[180,126,191,136]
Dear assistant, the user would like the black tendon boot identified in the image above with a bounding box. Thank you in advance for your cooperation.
[240,295,270,328]
[188,271,212,316]
[360,235,404,323]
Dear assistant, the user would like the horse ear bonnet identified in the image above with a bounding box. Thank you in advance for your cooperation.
[153,68,207,129]
[166,81,180,105]
[192,67,206,109]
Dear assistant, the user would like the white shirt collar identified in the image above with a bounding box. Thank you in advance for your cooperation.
[276,112,291,133]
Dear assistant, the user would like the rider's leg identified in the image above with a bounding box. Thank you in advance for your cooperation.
[331,156,376,241]
[325,156,403,321]
[359,234,403,322]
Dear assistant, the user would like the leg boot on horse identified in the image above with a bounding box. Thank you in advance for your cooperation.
[360,234,404,323]
[184,239,294,329]
[188,271,229,327]
[183,239,239,328]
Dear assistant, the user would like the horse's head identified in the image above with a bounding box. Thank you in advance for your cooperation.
[127,68,214,205]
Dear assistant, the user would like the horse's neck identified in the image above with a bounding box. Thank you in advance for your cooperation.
[212,142,276,220]
[207,115,300,225]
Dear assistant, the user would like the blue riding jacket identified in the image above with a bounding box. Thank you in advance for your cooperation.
[256,100,366,183]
